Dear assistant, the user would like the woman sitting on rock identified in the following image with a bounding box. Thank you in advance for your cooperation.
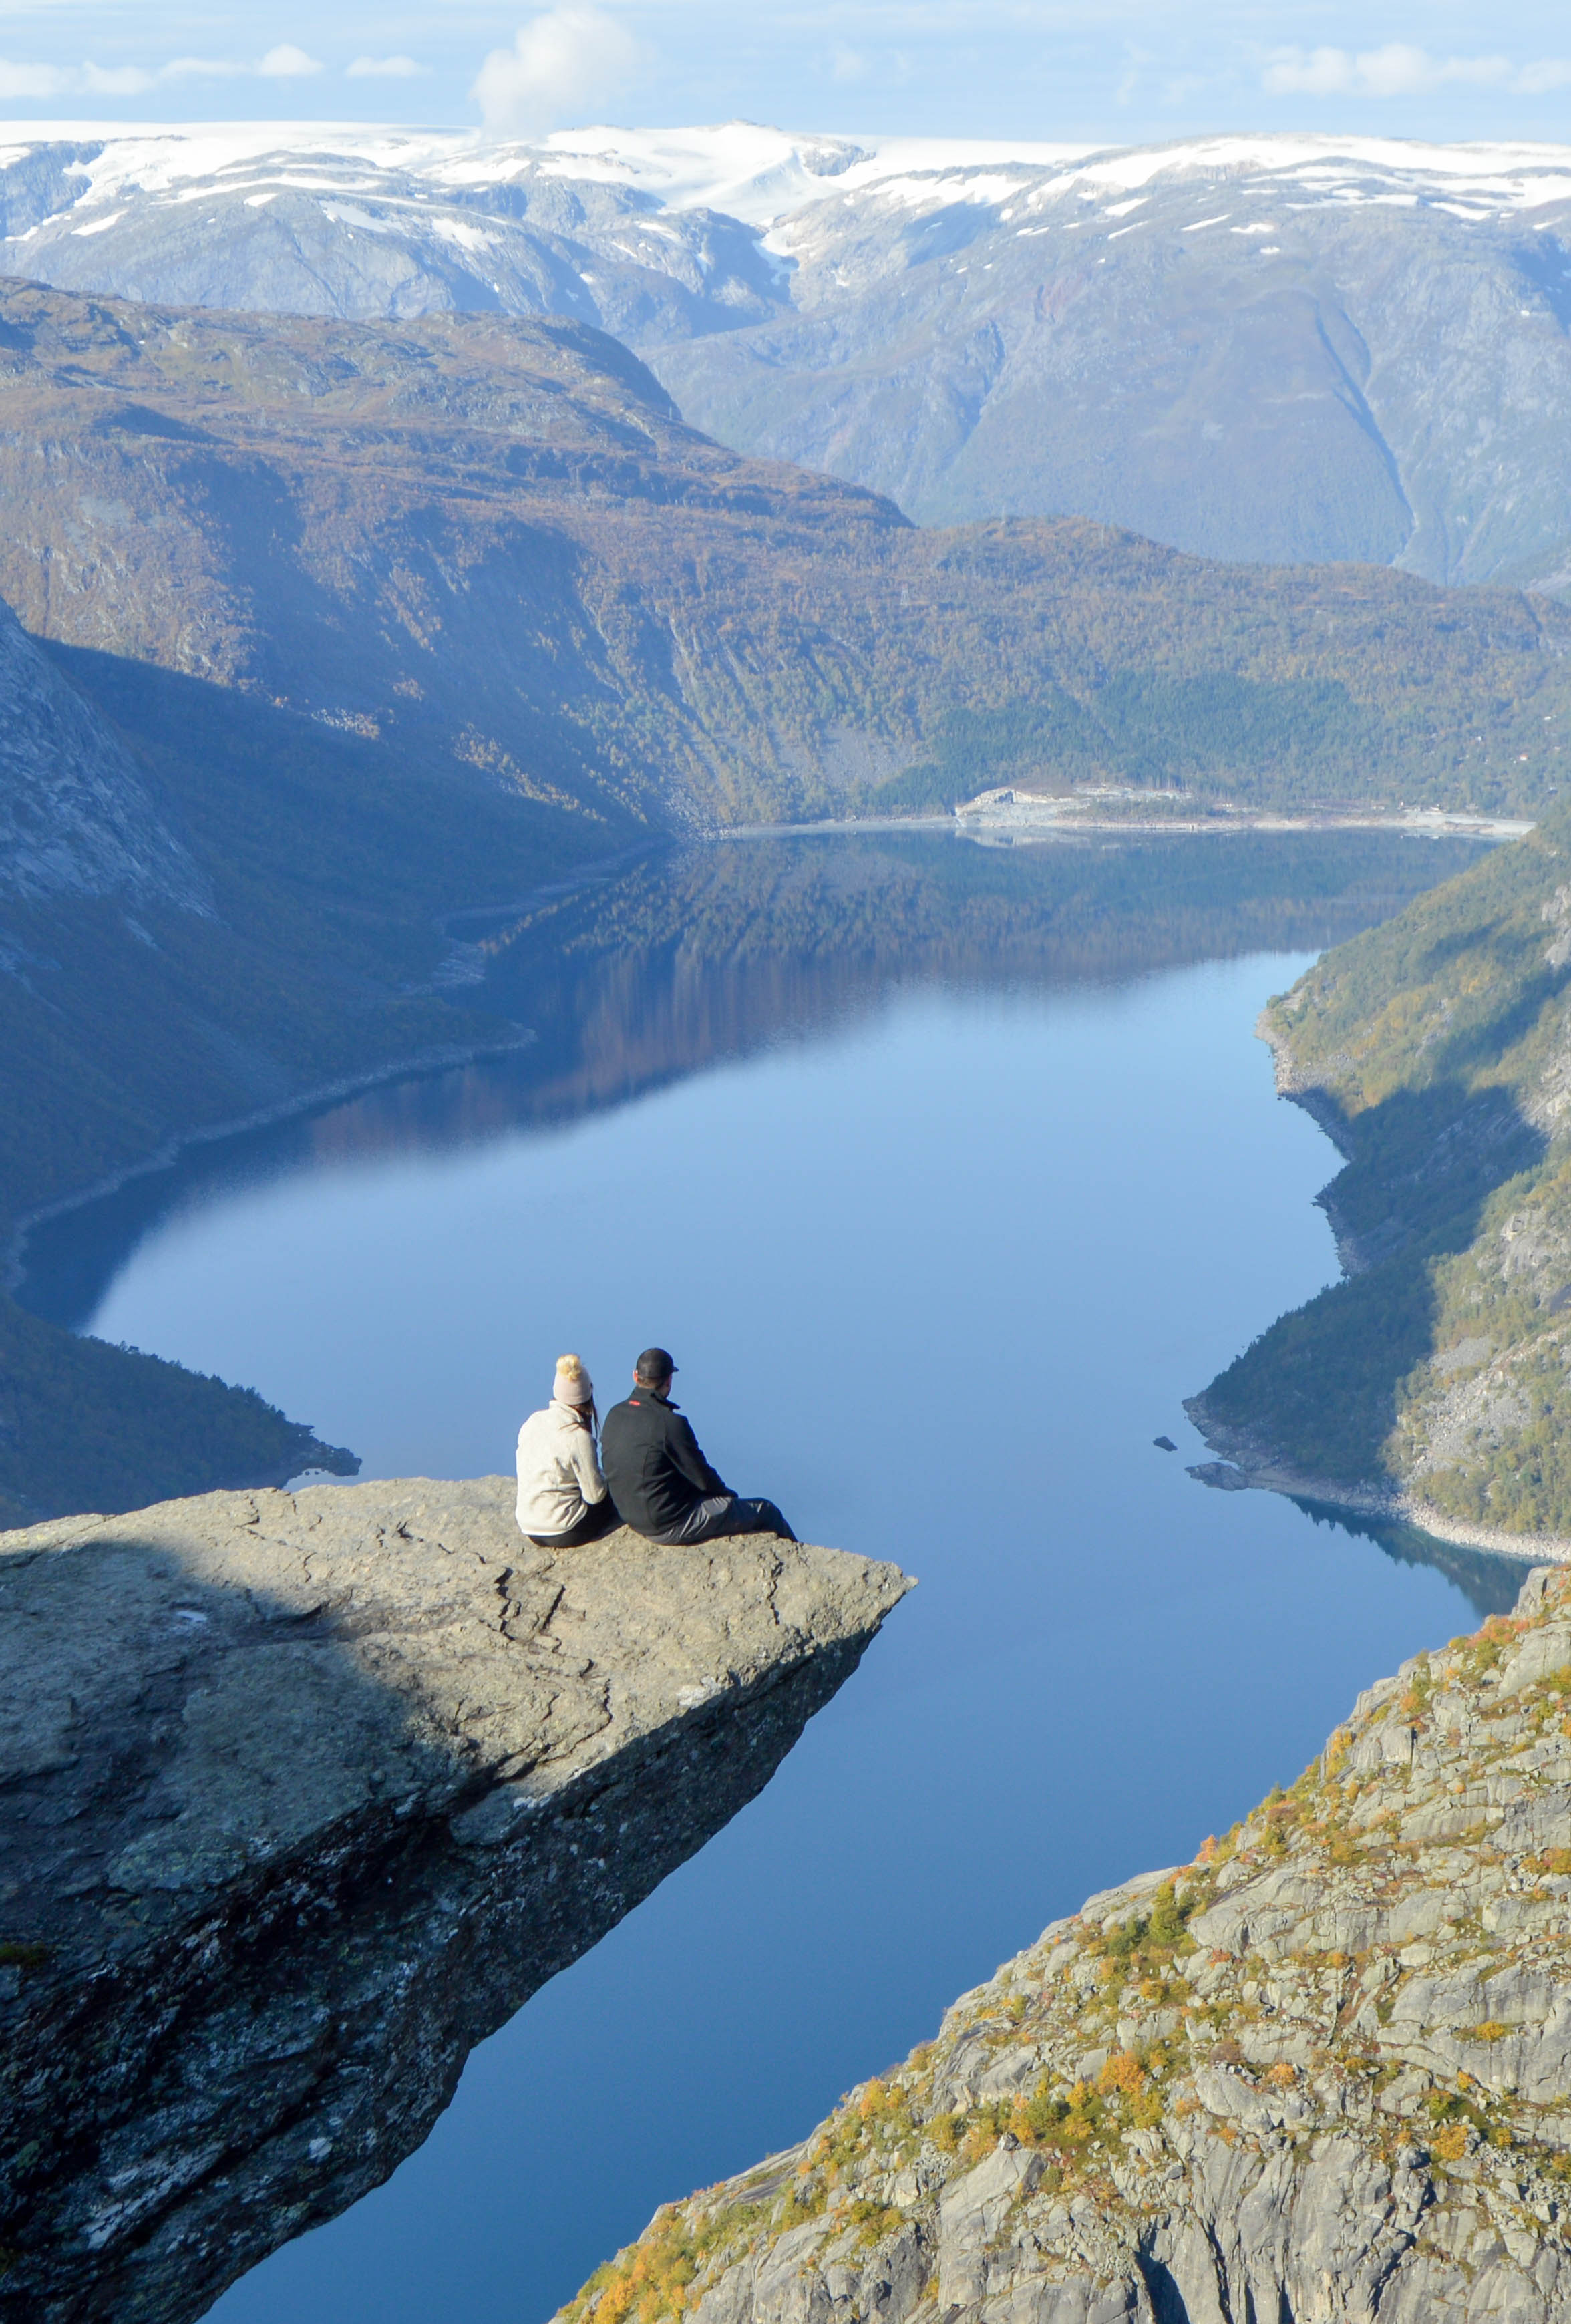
[515,1355,616,1548]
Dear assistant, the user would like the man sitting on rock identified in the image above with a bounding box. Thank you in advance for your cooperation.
[601,1347,796,1545]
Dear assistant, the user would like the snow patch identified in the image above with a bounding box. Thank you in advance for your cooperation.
[428,215,499,253]
[317,200,391,236]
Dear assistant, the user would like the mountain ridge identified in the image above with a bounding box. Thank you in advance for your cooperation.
[1,125,1568,584]
[1,275,1570,832]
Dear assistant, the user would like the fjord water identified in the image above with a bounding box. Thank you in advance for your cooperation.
[28,832,1516,2324]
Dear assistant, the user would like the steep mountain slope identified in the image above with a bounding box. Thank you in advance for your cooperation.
[560,1562,1571,2324]
[1190,806,1571,1544]
[0,387,667,1521]
[1,277,1571,828]
[5,126,1570,585]
[657,136,1571,586]
[0,279,910,830]
[0,607,470,1520]
[0,596,204,911]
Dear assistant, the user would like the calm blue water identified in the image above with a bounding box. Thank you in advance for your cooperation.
[35,834,1518,2324]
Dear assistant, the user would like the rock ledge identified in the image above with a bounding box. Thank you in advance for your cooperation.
[0,1476,910,2321]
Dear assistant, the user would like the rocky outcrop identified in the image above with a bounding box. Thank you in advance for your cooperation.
[564,1564,1571,2324]
[0,1478,910,2321]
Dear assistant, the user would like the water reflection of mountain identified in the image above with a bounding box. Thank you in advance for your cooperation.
[466,828,1490,1131]
[1288,1497,1536,1622]
[20,830,1484,1331]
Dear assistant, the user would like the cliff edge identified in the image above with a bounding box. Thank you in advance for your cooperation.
[0,1477,910,2322]
[564,1566,1571,2324]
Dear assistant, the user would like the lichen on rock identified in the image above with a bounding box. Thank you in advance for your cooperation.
[564,1565,1571,2324]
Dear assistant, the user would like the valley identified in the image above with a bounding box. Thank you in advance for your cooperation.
[3,270,1568,1528]
[53,834,1516,2324]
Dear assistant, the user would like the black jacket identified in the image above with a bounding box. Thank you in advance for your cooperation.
[601,1387,730,1537]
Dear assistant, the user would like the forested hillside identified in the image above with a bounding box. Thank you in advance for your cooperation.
[0,282,1569,826]
[1192,808,1571,1538]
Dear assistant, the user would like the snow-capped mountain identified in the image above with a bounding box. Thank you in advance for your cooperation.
[1,121,1569,583]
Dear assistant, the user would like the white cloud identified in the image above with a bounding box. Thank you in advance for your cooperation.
[471,7,643,137]
[1263,42,1571,98]
[347,54,424,79]
[257,43,324,79]
[0,60,70,98]
[830,46,870,85]
[1516,57,1571,94]
[80,62,156,95]
[0,44,338,98]
[160,57,245,81]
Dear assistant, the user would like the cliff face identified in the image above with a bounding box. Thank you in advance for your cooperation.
[0,1478,910,2322]
[564,1564,1571,2324]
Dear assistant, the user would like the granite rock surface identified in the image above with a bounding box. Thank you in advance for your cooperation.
[0,1476,909,2321]
[564,1564,1571,2324]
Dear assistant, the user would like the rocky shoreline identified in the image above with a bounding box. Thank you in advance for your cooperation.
[564,1562,1571,2324]
[1183,1395,1566,1567]
[0,1479,910,2322]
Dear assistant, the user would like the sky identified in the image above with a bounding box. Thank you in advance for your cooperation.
[0,0,1568,148]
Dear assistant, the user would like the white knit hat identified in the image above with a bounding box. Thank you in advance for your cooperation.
[554,1353,593,1407]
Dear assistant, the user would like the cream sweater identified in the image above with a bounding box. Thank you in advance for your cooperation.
[514,1400,608,1536]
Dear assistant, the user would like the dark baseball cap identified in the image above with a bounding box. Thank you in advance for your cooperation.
[635,1347,677,1384]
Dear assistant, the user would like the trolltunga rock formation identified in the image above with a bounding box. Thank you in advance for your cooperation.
[562,1566,1571,2324]
[0,1476,909,2323]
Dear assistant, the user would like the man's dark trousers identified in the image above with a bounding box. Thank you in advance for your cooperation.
[655,1493,795,1545]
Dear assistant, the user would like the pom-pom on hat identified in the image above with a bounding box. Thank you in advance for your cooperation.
[554,1353,593,1406]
